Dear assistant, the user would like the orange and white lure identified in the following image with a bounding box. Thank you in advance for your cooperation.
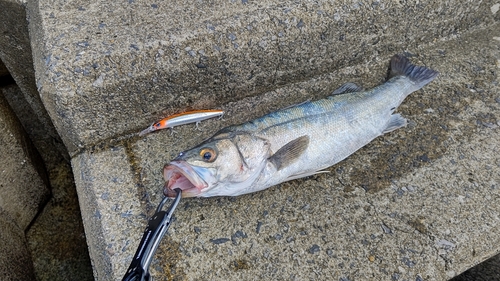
[139,109,224,136]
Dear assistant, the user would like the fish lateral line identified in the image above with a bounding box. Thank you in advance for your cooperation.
[139,109,224,136]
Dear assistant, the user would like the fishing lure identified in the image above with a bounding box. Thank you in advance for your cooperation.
[139,109,224,136]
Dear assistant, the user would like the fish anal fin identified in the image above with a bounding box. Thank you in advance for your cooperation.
[383,114,407,134]
[331,82,363,95]
[286,170,330,181]
[269,135,309,171]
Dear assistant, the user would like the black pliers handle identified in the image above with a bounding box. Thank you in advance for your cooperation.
[122,189,181,281]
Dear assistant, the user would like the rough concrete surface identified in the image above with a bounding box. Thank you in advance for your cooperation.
[1,83,69,165]
[0,0,65,165]
[28,0,498,152]
[72,19,500,281]
[0,93,49,230]
[73,146,149,280]
[0,91,48,280]
[0,1,93,277]
[0,213,37,281]
[26,158,94,281]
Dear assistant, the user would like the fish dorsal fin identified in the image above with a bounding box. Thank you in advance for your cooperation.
[268,135,309,171]
[331,82,363,95]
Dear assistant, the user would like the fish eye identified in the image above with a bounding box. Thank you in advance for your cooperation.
[199,148,217,162]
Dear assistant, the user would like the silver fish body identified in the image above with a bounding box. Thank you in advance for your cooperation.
[164,55,438,197]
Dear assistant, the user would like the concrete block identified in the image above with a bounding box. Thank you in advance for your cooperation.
[72,146,153,280]
[26,160,94,281]
[1,84,68,167]
[72,23,500,280]
[0,0,67,163]
[0,93,49,230]
[0,212,37,281]
[27,0,498,153]
[0,0,34,93]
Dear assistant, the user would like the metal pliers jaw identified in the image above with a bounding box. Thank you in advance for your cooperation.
[122,189,182,281]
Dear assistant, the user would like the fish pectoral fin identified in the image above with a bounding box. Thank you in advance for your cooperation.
[286,170,330,181]
[382,114,407,134]
[268,135,309,171]
[331,82,363,95]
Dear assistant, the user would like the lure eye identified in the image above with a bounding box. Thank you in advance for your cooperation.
[153,122,161,129]
[199,148,217,162]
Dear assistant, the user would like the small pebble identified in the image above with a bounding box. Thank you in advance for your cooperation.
[256,221,262,233]
[308,244,320,254]
[209,238,230,245]
[381,223,393,234]
[297,19,304,28]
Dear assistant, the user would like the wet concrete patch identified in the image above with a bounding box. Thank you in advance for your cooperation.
[337,35,499,194]
[149,238,185,281]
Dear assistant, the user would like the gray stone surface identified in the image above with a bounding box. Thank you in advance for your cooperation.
[0,89,48,280]
[1,84,68,165]
[26,158,94,281]
[1,2,94,279]
[0,213,37,281]
[0,92,49,230]
[73,146,148,280]
[0,0,34,94]
[0,0,68,165]
[0,84,93,281]
[27,0,498,153]
[72,20,500,281]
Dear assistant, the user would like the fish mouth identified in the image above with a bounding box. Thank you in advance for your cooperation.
[163,161,208,198]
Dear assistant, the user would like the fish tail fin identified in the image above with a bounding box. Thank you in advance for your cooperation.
[389,54,439,89]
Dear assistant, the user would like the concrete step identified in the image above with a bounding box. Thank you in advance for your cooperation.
[72,22,500,280]
[27,0,498,153]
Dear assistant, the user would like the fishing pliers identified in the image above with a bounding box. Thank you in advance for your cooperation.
[122,189,181,281]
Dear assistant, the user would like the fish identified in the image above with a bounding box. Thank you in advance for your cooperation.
[163,55,438,198]
[139,110,224,136]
